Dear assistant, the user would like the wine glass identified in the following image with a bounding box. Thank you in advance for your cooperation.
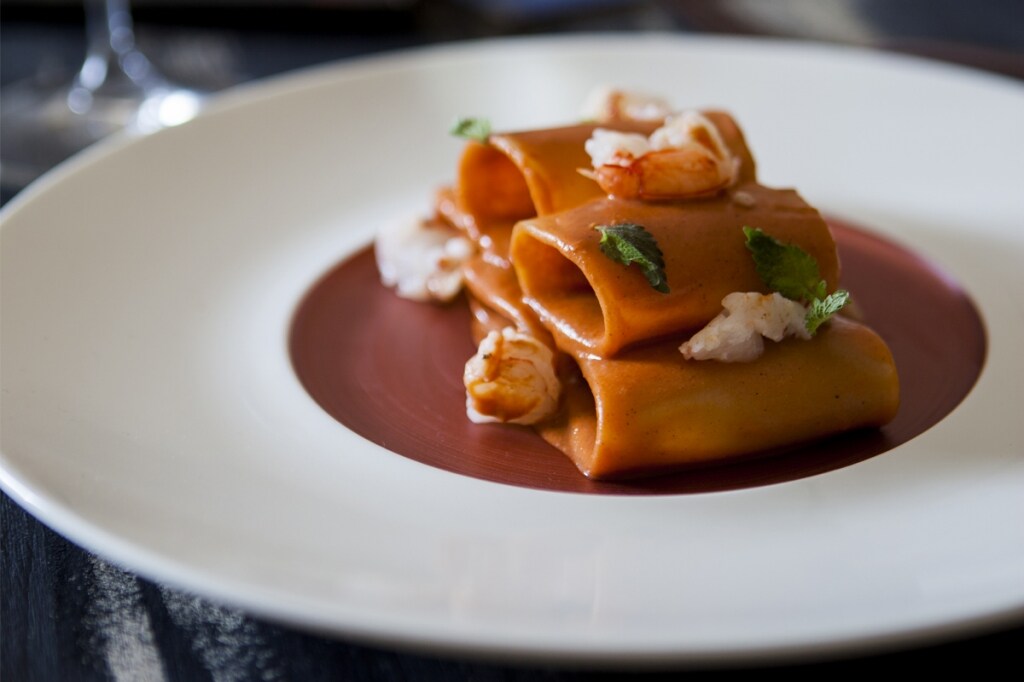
[1,0,205,193]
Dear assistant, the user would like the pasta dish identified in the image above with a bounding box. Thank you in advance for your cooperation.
[374,88,899,480]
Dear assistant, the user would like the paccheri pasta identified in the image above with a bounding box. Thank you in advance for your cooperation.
[376,88,899,480]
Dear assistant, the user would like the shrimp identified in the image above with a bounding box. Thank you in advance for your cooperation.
[375,214,474,302]
[584,111,739,200]
[679,292,810,362]
[464,327,560,425]
[580,86,674,124]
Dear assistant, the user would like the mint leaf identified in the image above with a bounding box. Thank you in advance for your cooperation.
[743,226,849,335]
[450,117,491,143]
[806,290,850,335]
[743,226,823,303]
[595,223,669,293]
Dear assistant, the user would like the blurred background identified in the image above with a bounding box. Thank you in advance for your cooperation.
[3,0,1021,198]
[4,0,1022,87]
[2,1,1023,680]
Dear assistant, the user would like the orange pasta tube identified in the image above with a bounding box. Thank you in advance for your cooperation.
[451,125,603,262]
[539,316,899,479]
[511,185,840,357]
[455,112,755,226]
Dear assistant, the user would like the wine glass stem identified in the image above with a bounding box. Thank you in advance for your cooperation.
[73,0,157,102]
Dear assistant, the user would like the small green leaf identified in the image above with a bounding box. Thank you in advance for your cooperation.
[742,226,823,303]
[595,223,669,293]
[743,226,849,335]
[450,117,491,143]
[806,290,850,335]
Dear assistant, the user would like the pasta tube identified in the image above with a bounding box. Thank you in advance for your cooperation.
[511,185,840,357]
[539,316,899,479]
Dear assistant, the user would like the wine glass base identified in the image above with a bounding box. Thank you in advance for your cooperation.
[1,76,203,193]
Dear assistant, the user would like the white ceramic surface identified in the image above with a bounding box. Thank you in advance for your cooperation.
[2,36,1023,665]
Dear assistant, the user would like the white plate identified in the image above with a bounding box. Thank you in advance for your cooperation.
[2,35,1023,665]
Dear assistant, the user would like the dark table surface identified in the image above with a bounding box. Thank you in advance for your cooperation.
[3,1,1023,679]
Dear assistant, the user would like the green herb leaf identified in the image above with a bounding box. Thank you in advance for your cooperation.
[595,223,669,293]
[742,226,824,303]
[450,117,491,143]
[806,289,850,335]
[743,226,849,335]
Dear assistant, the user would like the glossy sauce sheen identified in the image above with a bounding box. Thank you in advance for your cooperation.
[289,220,986,495]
